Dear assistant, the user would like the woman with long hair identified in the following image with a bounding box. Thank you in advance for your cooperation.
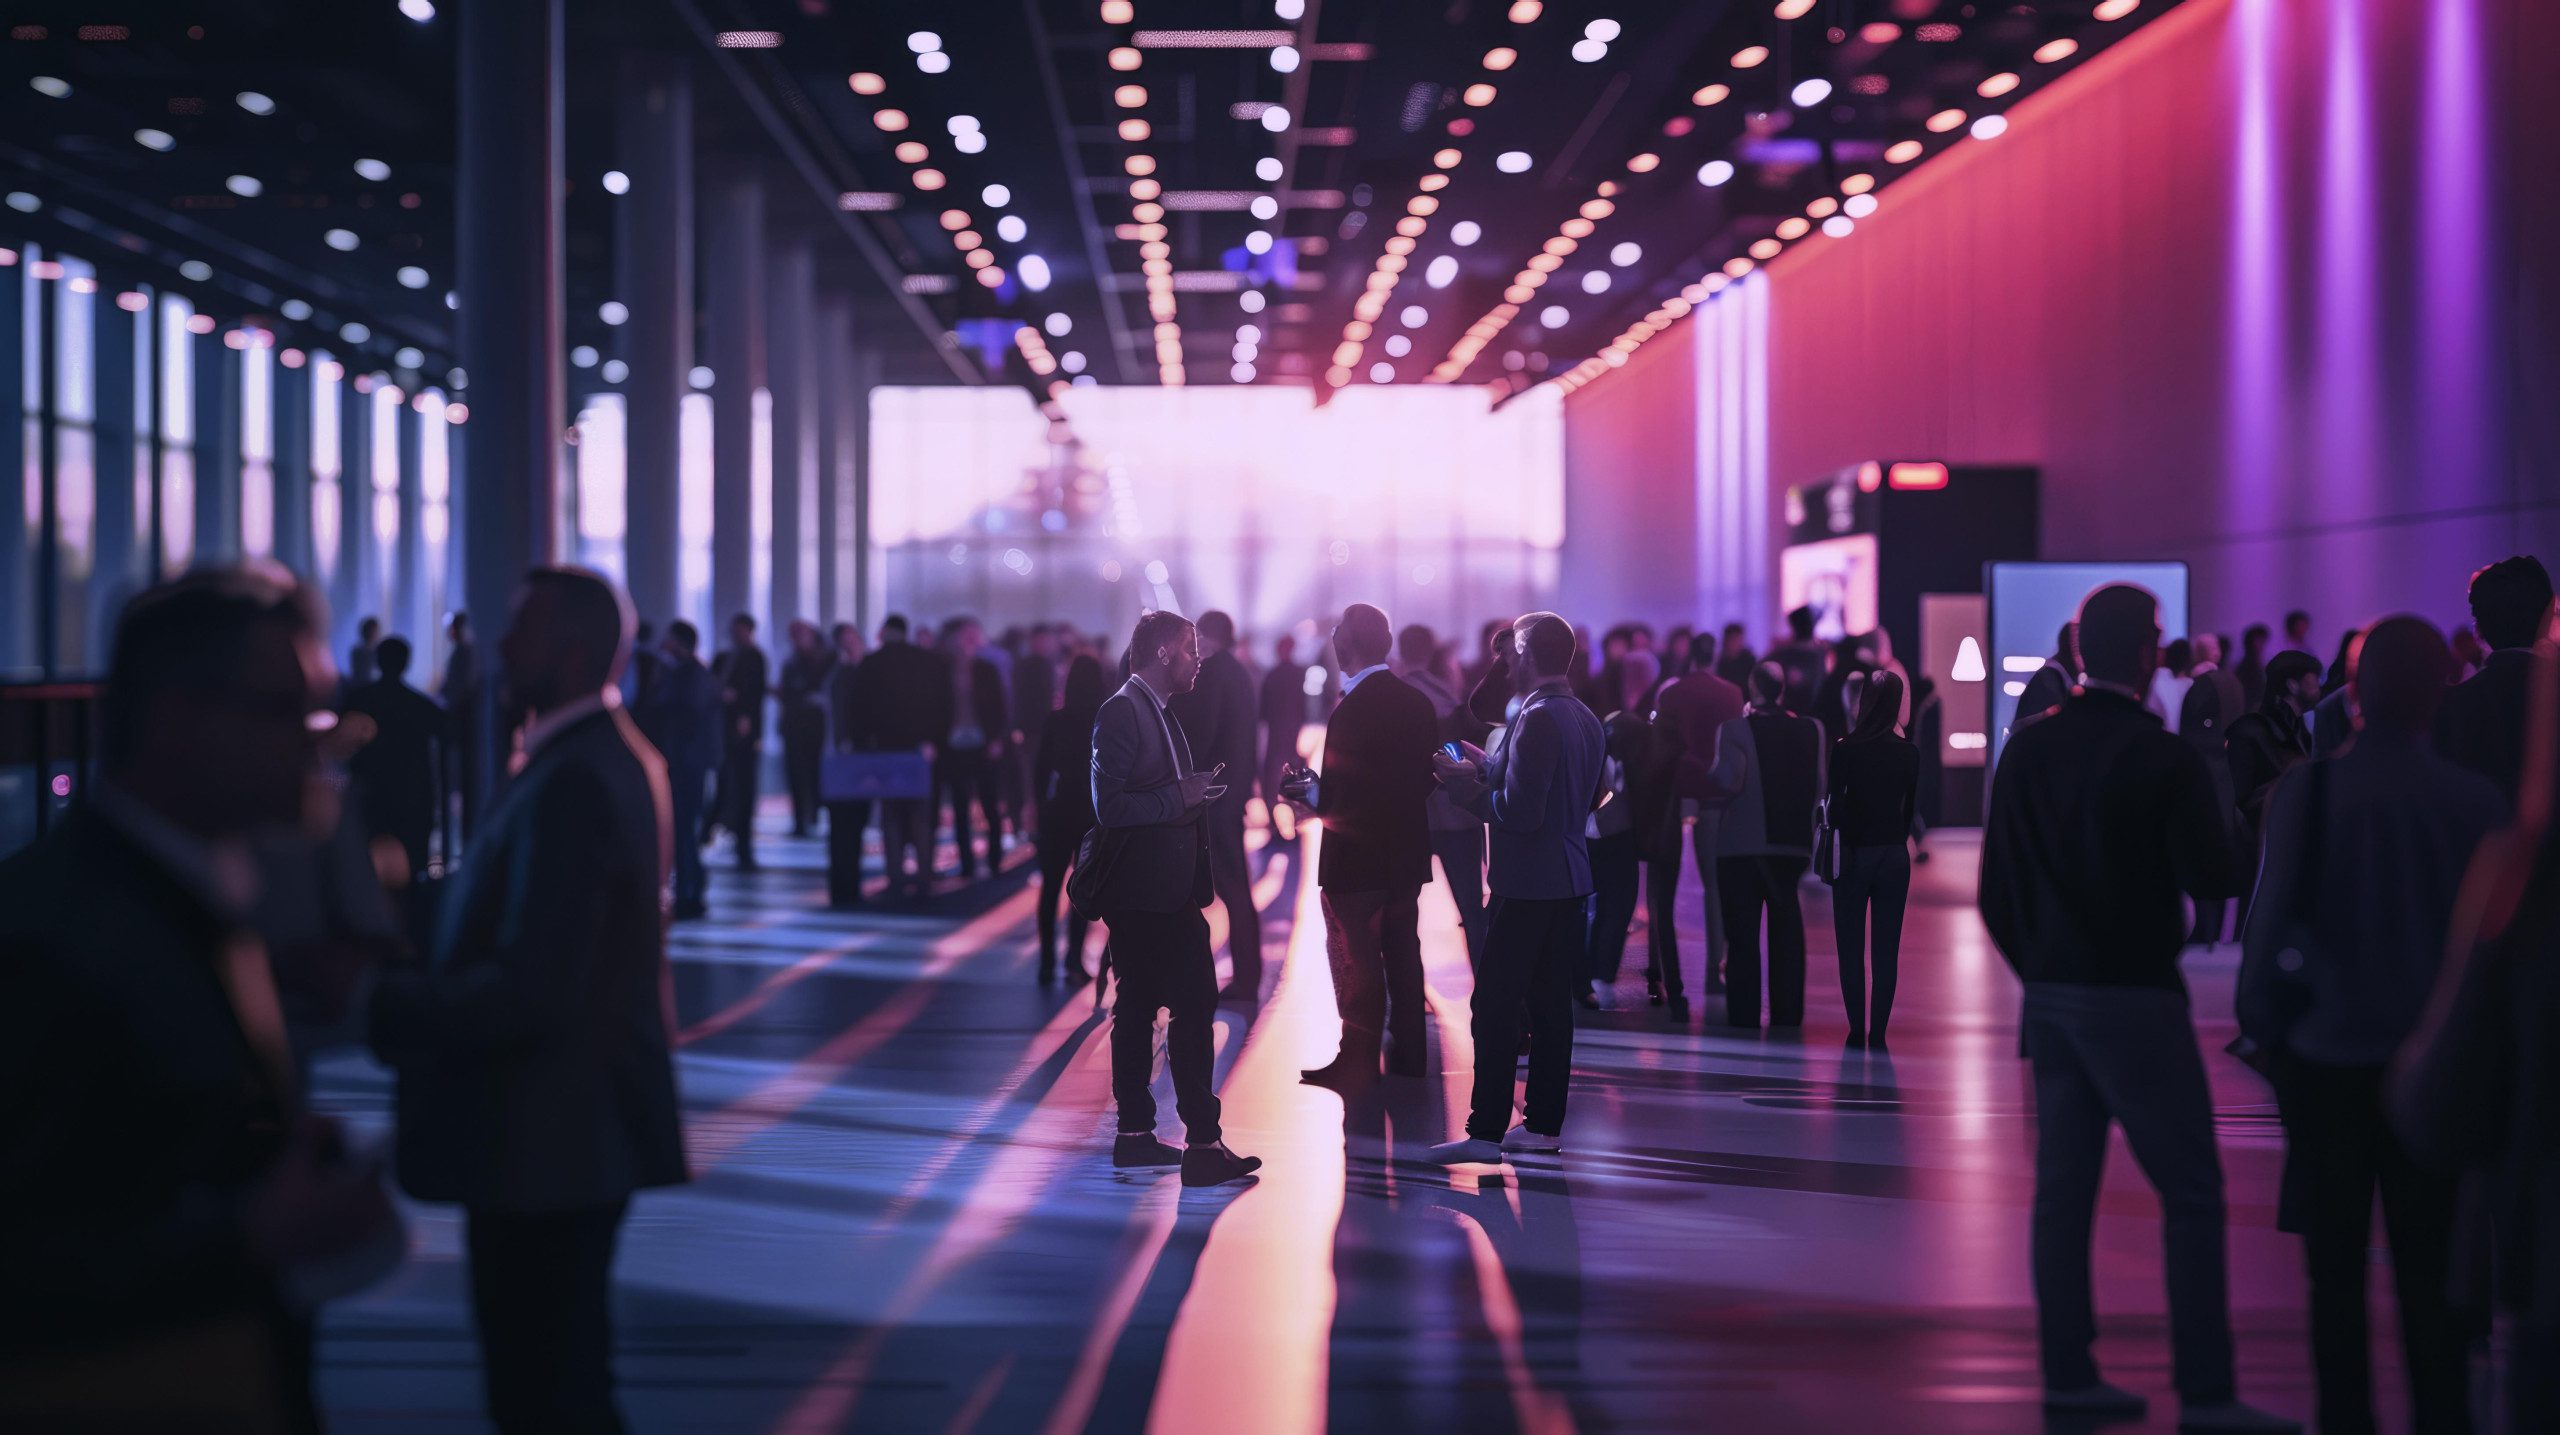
[1034,654,1109,985]
[1828,669,1919,1046]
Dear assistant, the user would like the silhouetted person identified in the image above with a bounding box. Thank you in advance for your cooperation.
[2309,630,2361,757]
[2239,617,2496,1435]
[777,619,830,838]
[1583,654,1656,1004]
[1655,645,1746,996]
[1400,622,1489,969]
[2151,637,2196,733]
[2181,633,2251,947]
[936,617,1009,879]
[1428,612,1606,1164]
[821,622,871,909]
[1831,671,1918,1046]
[636,620,720,921]
[1704,664,1825,1029]
[1088,611,1261,1187]
[855,615,945,898]
[1980,582,2290,1431]
[1013,623,1061,832]
[2236,622,2273,711]
[2435,554,2556,803]
[446,611,486,841]
[2228,649,2322,846]
[622,621,662,710]
[1770,605,1829,715]
[2282,608,2315,656]
[370,567,688,1435]
[1172,610,1265,1000]
[1290,604,1440,1092]
[2015,620,2077,730]
[1713,621,1758,690]
[707,613,769,871]
[1034,655,1106,984]
[1,567,393,1434]
[1259,632,1307,838]
[347,613,383,691]
[343,634,448,885]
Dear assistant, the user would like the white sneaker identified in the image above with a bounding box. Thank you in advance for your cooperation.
[1423,1136,1506,1165]
[1499,1126,1562,1154]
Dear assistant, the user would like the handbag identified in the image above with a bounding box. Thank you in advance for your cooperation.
[1065,823,1128,922]
[1813,791,1844,885]
[820,748,932,802]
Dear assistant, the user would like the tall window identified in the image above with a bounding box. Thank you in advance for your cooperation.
[158,297,195,572]
[573,393,627,581]
[368,379,400,625]
[310,354,342,586]
[679,391,713,632]
[45,257,98,671]
[239,335,274,558]
[417,388,451,668]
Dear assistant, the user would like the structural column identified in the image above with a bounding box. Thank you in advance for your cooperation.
[339,376,374,645]
[616,51,691,627]
[704,171,766,633]
[766,236,816,628]
[193,330,243,565]
[456,0,565,635]
[850,346,879,631]
[91,281,141,660]
[0,252,26,671]
[813,294,850,623]
[396,393,427,645]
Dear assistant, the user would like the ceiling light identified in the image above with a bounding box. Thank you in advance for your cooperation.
[1245,230,1273,254]
[948,115,981,136]
[1497,150,1532,173]
[1807,196,1839,218]
[913,169,946,190]
[1609,242,1641,266]
[981,183,1012,207]
[2094,0,2140,19]
[850,72,886,94]
[1732,45,1769,67]
[1271,45,1300,73]
[940,208,972,230]
[1927,107,1968,132]
[1062,351,1087,373]
[1020,255,1052,290]
[225,174,263,198]
[235,90,273,114]
[895,141,929,163]
[1822,216,1855,238]
[1463,83,1496,105]
[1572,38,1608,62]
[397,266,430,288]
[1694,83,1732,106]
[953,130,984,153]
[1368,362,1394,383]
[1626,152,1659,174]
[1979,71,2020,98]
[1450,220,1481,245]
[1250,194,1279,220]
[1971,113,2009,140]
[1118,118,1152,141]
[281,299,312,320]
[1110,46,1142,70]
[1539,305,1569,328]
[180,260,213,281]
[1509,0,1543,20]
[1697,159,1735,187]
[1044,312,1074,338]
[908,30,942,53]
[1843,193,1878,218]
[599,300,629,325]
[1792,78,1832,106]
[1240,290,1267,313]
[2035,37,2080,63]
[1841,172,1876,194]
[997,215,1028,242]
[601,169,630,195]
[1749,238,1783,259]
[1262,106,1292,132]
[340,322,372,344]
[571,344,600,369]
[1425,255,1458,288]
[1115,84,1147,107]
[1256,156,1284,182]
[135,128,176,152]
[600,359,629,383]
[1484,46,1518,70]
[31,76,70,98]
[399,0,436,19]
[1777,216,1812,239]
[876,109,912,133]
[689,365,715,389]
[324,228,359,251]
[1401,304,1429,327]
[1101,0,1134,21]
[1775,0,1816,16]
[1585,18,1621,41]
[1886,138,1924,163]
[1581,271,1610,294]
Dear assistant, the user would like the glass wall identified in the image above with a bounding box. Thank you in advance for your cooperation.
[416,387,451,675]
[158,296,195,574]
[239,336,274,558]
[573,392,627,582]
[679,390,713,633]
[311,353,342,587]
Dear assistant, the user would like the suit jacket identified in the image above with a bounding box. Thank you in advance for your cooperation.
[852,639,949,751]
[637,656,722,775]
[1310,670,1438,891]
[1088,678,1212,914]
[344,677,446,842]
[1655,668,1745,799]
[0,809,291,1349]
[1171,649,1258,819]
[371,707,689,1210]
[778,649,833,726]
[2435,648,2539,803]
[715,641,770,742]
[1707,708,1826,857]
[1466,686,1606,900]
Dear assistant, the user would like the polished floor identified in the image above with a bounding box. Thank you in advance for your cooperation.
[311,803,2365,1432]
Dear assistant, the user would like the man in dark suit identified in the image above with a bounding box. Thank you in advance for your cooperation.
[1259,632,1307,842]
[1979,583,2294,1432]
[2435,554,2555,804]
[636,620,722,921]
[1089,610,1261,1187]
[1287,604,1440,1090]
[854,614,948,898]
[822,622,872,908]
[3,568,389,1433]
[371,567,689,1434]
[1654,649,1745,997]
[445,610,486,841]
[2178,634,2250,947]
[343,633,447,884]
[938,616,1010,880]
[1171,609,1265,1000]
[708,612,769,871]
[776,619,832,838]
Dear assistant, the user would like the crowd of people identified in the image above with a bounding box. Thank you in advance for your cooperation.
[3,547,2555,1433]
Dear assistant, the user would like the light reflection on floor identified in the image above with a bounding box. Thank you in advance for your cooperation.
[312,812,2349,1432]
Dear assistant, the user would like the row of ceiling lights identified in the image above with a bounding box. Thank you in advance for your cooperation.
[1103,3,1187,388]
[1544,0,2147,399]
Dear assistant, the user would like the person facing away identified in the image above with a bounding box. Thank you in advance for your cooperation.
[1088,610,1261,1188]
[1713,621,1759,690]
[445,610,487,840]
[2179,633,2251,948]
[2014,620,2078,732]
[2308,631,2361,758]
[2435,553,2556,804]
[343,633,448,887]
[368,566,688,1435]
[2282,608,2316,657]
[1258,631,1308,831]
[1703,662,1826,1030]
[1425,611,1606,1165]
[1978,581,2293,1433]
[1830,669,1919,1048]
[852,614,946,899]
[776,618,832,839]
[1169,609,1266,1001]
[2236,622,2274,711]
[1033,654,1107,986]
[707,613,769,870]
[1770,604,1830,716]
[1289,603,1441,1092]
[636,619,722,921]
[938,616,1010,880]
[347,613,383,692]
[0,567,393,1434]
[1652,641,1747,999]
[2236,617,2501,1435]
[2228,649,2324,845]
[820,622,871,910]
[2151,637,2196,734]
[1397,622,1491,970]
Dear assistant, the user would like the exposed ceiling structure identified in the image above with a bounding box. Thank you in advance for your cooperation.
[0,0,2182,405]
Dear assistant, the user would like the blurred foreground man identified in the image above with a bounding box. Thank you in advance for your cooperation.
[371,567,689,1434]
[1980,583,2296,1433]
[3,567,395,1432]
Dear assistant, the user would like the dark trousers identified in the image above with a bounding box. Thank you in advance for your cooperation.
[879,798,932,893]
[782,710,825,833]
[1689,814,1727,988]
[2273,1057,2468,1435]
[713,736,758,865]
[1036,832,1092,975]
[465,1200,630,1435]
[1429,827,1488,968]
[668,763,708,912]
[1104,906,1223,1144]
[1644,854,1684,997]
[454,717,484,844]
[938,746,1002,876]
[1583,830,1641,985]
[2022,983,2236,1402]
[1717,855,1808,1027]
[824,800,871,906]
[1833,844,1911,1038]
[1321,885,1427,1073]
[1466,894,1584,1141]
[1206,800,1262,987]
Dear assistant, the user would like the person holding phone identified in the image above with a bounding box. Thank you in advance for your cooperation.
[1284,603,1442,1092]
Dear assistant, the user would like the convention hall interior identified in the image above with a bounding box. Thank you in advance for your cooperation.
[4,0,2557,1432]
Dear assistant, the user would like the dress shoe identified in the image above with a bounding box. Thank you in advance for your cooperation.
[1667,996,1690,1023]
[2042,1383,2146,1418]
[2178,1401,2300,1432]
[1846,1030,1868,1049]
[1645,975,1664,1006]
[1423,1136,1506,1165]
[1301,1055,1379,1092]
[1111,1132,1183,1169]
[1498,1125,1562,1155]
[1179,1142,1262,1186]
